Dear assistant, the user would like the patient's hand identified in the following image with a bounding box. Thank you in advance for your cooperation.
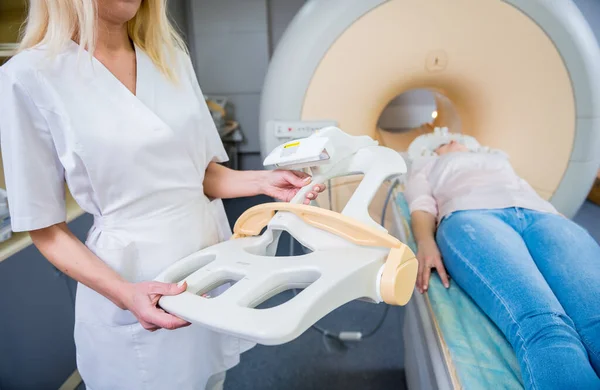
[416,239,450,293]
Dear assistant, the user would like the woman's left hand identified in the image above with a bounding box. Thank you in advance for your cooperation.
[263,170,326,204]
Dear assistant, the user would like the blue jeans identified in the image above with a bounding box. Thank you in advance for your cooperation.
[436,207,600,390]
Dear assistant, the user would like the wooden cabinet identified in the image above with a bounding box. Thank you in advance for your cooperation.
[0,0,26,64]
[589,171,600,206]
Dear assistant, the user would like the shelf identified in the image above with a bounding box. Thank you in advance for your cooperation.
[0,0,26,52]
[589,172,600,206]
[0,192,85,264]
[0,43,17,58]
[59,369,82,390]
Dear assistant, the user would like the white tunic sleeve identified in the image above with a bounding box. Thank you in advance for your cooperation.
[404,158,438,218]
[181,53,229,165]
[0,69,66,232]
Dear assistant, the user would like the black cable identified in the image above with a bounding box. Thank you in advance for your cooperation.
[361,305,390,339]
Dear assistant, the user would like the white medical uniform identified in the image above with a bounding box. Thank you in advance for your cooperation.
[0,41,253,389]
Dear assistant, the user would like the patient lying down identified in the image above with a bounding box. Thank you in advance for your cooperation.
[404,139,600,390]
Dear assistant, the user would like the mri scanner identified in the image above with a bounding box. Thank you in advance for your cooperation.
[259,0,600,388]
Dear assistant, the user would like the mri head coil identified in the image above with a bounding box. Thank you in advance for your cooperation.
[155,128,418,345]
[407,127,507,159]
[408,127,479,158]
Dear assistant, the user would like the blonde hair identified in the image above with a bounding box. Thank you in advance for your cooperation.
[18,0,188,80]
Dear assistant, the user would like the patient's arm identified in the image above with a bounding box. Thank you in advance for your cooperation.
[412,210,437,245]
[404,159,449,292]
[411,211,450,293]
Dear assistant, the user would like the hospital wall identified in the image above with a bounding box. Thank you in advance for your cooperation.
[167,0,190,42]
[188,0,600,171]
[188,0,306,170]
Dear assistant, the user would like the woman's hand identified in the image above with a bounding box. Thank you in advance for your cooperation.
[262,170,326,204]
[416,238,450,293]
[121,281,191,331]
[203,163,326,202]
[30,224,192,332]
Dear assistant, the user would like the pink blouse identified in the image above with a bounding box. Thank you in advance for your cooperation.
[404,151,558,222]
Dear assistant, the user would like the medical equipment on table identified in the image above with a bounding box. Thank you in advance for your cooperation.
[589,173,600,206]
[205,95,244,170]
[155,127,418,345]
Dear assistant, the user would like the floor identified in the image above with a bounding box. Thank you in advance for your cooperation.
[226,288,407,390]
[219,195,408,390]
[74,195,407,390]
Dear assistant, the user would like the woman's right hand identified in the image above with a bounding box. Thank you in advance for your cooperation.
[121,281,191,331]
[416,239,450,293]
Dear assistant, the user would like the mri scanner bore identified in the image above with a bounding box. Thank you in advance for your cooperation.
[261,0,600,218]
[259,0,600,389]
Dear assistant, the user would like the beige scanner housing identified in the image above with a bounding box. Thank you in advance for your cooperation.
[260,0,600,219]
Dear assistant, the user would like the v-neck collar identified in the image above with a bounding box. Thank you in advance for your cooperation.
[132,44,156,111]
[65,40,207,184]
[69,39,138,94]
[69,39,157,118]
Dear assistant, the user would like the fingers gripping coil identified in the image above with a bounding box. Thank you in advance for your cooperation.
[232,202,418,305]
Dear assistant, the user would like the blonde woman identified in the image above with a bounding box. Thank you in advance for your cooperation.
[0,1,324,389]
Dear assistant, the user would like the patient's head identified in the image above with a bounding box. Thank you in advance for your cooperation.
[435,140,470,155]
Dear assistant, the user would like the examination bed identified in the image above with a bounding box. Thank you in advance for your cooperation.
[391,187,523,390]
[308,171,525,390]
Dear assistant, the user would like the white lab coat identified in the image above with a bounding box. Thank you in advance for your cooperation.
[0,41,253,389]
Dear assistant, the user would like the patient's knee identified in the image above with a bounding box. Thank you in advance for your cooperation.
[516,311,581,350]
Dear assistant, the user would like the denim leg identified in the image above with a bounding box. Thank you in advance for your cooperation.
[436,209,600,390]
[522,210,600,376]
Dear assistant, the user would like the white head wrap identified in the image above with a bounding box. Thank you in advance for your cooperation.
[407,127,502,159]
